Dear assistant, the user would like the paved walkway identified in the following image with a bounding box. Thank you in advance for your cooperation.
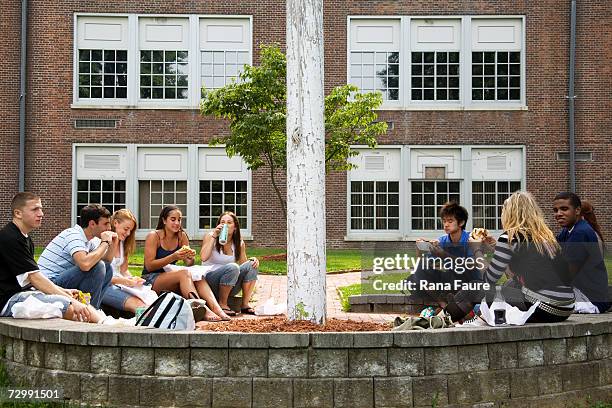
[244,272,395,324]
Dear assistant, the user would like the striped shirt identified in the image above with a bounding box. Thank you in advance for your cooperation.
[38,225,99,280]
[484,232,575,311]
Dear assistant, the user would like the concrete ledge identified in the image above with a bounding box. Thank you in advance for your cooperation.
[0,314,610,407]
[349,294,424,313]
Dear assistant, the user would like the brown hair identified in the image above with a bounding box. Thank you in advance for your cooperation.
[79,204,111,228]
[155,205,189,241]
[215,211,242,261]
[580,201,604,242]
[439,201,469,230]
[111,209,138,257]
[11,192,40,217]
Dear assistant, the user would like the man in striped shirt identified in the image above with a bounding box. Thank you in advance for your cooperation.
[38,205,117,309]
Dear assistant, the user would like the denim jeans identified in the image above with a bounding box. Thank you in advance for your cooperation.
[205,261,258,298]
[101,285,133,311]
[50,261,113,309]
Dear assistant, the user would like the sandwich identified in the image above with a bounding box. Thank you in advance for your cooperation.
[180,245,196,256]
[470,228,489,241]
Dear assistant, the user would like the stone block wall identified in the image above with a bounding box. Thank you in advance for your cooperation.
[0,316,610,407]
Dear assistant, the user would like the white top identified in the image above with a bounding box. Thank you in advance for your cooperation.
[202,242,238,272]
[110,241,125,277]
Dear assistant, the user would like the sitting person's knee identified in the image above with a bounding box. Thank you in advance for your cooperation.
[240,262,258,280]
[220,264,240,285]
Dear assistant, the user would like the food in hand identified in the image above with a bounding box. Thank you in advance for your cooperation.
[470,228,489,241]
[180,245,196,256]
[76,291,91,305]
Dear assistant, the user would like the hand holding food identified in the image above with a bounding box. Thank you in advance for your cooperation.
[469,227,489,241]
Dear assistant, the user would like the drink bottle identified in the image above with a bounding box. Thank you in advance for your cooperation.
[219,224,229,245]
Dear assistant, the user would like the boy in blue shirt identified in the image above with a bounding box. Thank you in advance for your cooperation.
[408,202,492,304]
[554,192,610,313]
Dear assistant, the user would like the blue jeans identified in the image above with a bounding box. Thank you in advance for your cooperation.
[101,285,133,311]
[1,291,71,317]
[205,262,258,298]
[50,261,113,309]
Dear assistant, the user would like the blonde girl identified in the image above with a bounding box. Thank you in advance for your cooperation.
[446,191,574,323]
[101,209,147,313]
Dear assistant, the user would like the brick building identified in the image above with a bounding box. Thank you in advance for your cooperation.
[1,1,610,247]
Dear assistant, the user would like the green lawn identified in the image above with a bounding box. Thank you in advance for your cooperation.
[33,247,612,281]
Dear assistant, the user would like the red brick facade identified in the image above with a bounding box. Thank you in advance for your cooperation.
[1,1,610,247]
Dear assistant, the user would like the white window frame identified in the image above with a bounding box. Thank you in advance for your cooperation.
[345,144,526,241]
[347,15,527,111]
[72,13,252,110]
[72,143,253,241]
[197,146,252,235]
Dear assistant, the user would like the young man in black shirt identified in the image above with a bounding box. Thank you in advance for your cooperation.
[0,192,102,322]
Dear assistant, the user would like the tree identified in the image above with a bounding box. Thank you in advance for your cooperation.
[285,0,326,322]
[200,44,387,219]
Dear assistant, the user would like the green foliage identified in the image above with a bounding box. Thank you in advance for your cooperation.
[336,283,361,312]
[294,302,310,320]
[200,44,387,214]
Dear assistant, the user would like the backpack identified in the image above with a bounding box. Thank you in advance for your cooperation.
[135,292,195,330]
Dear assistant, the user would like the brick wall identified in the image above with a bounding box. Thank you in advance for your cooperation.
[2,0,610,246]
[0,1,22,224]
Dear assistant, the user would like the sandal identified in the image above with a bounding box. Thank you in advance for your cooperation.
[240,307,256,315]
[221,307,237,317]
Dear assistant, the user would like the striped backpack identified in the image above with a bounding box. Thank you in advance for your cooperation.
[135,292,195,330]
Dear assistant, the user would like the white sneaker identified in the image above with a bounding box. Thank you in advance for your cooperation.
[459,314,488,327]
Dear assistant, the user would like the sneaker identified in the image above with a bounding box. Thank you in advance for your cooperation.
[459,314,488,327]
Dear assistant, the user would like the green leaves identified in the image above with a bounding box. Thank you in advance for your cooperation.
[200,44,387,212]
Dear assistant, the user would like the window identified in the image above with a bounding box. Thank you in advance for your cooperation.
[347,149,401,232]
[78,50,128,99]
[471,51,521,101]
[138,180,188,229]
[349,19,401,103]
[348,17,524,108]
[350,51,400,101]
[411,181,460,230]
[74,15,253,108]
[411,52,459,101]
[74,146,127,225]
[350,181,399,230]
[200,18,252,93]
[472,181,521,230]
[140,50,189,100]
[74,145,251,238]
[199,180,248,229]
[76,179,126,224]
[201,51,249,90]
[198,147,250,232]
[75,16,129,102]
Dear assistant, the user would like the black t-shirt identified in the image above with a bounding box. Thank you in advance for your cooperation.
[0,222,39,309]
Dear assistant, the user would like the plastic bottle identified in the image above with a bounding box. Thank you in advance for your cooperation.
[492,286,507,325]
[219,224,229,245]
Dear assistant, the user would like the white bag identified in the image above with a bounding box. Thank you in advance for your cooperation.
[11,295,64,319]
[254,298,286,316]
[479,298,540,326]
[163,264,214,282]
[117,284,159,306]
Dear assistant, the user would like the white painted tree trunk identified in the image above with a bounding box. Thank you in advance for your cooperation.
[286,0,326,323]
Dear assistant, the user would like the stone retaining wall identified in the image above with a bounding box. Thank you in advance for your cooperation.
[0,315,610,407]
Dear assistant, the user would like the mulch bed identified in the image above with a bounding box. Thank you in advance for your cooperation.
[195,316,391,332]
[259,253,287,261]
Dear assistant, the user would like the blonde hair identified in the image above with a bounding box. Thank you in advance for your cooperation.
[111,209,137,257]
[501,191,560,258]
